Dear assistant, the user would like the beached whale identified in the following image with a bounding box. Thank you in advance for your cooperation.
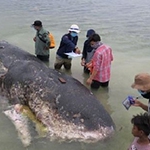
[0,41,115,145]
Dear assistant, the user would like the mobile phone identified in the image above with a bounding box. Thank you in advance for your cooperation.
[122,96,135,110]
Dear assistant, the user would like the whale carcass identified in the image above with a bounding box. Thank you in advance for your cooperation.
[0,41,115,145]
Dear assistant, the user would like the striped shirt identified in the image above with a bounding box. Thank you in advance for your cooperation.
[92,44,113,82]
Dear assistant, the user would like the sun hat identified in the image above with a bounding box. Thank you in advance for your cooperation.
[86,29,95,37]
[131,73,150,91]
[68,24,80,33]
[32,20,42,27]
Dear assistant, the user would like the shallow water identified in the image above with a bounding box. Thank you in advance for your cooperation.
[0,0,150,149]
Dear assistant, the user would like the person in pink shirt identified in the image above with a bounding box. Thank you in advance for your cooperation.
[128,113,150,150]
[86,33,113,89]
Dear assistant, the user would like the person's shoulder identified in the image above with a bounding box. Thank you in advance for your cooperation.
[39,27,48,34]
[62,33,71,40]
[102,43,112,49]
[62,33,69,38]
[84,39,89,44]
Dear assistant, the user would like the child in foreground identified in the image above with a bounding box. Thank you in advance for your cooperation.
[128,113,150,150]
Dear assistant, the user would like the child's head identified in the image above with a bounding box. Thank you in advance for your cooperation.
[131,113,150,138]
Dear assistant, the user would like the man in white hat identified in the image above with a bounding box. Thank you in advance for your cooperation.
[131,73,150,114]
[54,24,81,70]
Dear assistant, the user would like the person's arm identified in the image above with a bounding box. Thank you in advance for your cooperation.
[33,37,36,42]
[133,100,148,111]
[81,41,87,66]
[110,48,113,61]
[86,69,97,85]
[86,52,100,85]
[82,41,87,60]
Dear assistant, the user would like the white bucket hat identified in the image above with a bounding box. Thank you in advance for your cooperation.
[68,24,80,33]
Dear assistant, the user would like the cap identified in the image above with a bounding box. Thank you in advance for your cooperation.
[32,20,42,27]
[86,29,95,37]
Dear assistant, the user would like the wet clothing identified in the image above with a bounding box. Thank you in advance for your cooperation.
[128,137,150,150]
[91,80,109,89]
[55,55,72,70]
[37,55,49,62]
[35,27,50,61]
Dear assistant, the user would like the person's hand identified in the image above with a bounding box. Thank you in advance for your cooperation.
[86,61,92,68]
[132,99,148,111]
[75,48,81,54]
[86,61,93,72]
[132,99,143,107]
[44,46,49,50]
[81,59,85,66]
[86,77,93,85]
[33,37,36,42]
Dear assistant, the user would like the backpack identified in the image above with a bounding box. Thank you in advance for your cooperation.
[48,33,55,49]
[38,32,56,49]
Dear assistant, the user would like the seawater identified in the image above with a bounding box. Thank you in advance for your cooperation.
[0,0,150,149]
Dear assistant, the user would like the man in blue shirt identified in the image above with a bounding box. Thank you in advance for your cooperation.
[54,24,80,70]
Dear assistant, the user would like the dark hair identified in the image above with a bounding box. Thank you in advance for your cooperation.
[131,113,150,136]
[89,33,101,42]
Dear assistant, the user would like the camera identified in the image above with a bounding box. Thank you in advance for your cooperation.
[122,96,135,110]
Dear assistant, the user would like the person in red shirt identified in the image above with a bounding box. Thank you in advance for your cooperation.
[86,33,113,89]
[128,113,150,150]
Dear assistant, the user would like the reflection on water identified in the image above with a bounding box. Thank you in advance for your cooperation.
[91,88,113,115]
[0,0,150,149]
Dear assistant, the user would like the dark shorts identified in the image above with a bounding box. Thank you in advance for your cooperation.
[91,80,109,89]
[37,55,49,62]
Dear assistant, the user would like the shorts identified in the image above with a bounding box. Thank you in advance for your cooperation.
[91,80,109,89]
[37,55,49,62]
[54,55,72,70]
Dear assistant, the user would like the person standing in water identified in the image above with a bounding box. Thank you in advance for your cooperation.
[86,33,113,89]
[81,29,96,74]
[54,24,81,70]
[32,20,50,62]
